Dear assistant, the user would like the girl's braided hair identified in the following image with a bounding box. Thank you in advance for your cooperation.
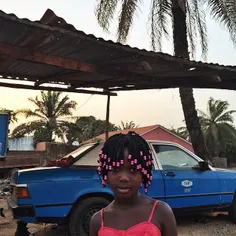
[97,131,154,193]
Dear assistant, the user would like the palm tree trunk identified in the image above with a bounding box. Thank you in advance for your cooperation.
[48,130,53,142]
[171,0,209,160]
[46,123,53,142]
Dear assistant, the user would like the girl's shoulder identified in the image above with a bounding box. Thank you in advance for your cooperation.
[140,195,170,211]
[149,199,173,219]
[138,194,157,207]
[152,200,177,233]
[138,196,174,222]
[89,202,113,234]
[156,201,173,215]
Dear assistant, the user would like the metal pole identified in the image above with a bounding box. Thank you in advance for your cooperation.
[105,93,111,141]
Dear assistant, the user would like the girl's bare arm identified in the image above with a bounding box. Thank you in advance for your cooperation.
[154,202,178,236]
[89,211,101,236]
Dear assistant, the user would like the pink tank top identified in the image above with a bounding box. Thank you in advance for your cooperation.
[98,201,161,236]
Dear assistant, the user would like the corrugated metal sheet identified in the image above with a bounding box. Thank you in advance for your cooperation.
[0,9,235,92]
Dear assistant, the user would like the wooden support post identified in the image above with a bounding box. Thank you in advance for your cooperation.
[105,93,111,141]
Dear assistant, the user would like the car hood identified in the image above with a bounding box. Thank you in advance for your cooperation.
[214,167,236,179]
[15,166,98,184]
[215,167,236,172]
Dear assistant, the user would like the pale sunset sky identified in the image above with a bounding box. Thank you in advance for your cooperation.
[0,0,236,130]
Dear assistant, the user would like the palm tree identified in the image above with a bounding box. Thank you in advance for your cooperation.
[94,1,236,160]
[169,126,190,141]
[198,97,236,158]
[65,116,118,144]
[12,91,77,142]
[118,120,139,130]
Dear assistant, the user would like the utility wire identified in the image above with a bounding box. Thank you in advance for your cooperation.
[77,94,93,110]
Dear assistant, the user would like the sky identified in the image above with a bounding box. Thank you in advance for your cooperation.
[0,0,236,130]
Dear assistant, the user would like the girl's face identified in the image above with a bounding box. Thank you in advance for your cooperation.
[107,149,142,200]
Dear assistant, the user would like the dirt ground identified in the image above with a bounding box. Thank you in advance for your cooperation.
[1,211,236,236]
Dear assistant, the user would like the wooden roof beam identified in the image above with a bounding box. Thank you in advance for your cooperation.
[0,81,117,96]
[107,80,226,91]
[34,72,88,87]
[0,42,97,73]
[71,74,221,88]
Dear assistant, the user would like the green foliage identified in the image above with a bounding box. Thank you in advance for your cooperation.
[33,126,54,147]
[198,97,236,158]
[11,91,77,145]
[168,126,190,141]
[117,120,139,130]
[65,116,118,144]
[172,97,236,160]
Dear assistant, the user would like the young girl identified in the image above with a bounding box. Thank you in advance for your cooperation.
[89,132,177,236]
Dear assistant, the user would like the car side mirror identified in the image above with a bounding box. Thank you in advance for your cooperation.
[198,161,210,171]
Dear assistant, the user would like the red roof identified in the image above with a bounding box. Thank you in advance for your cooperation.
[86,125,159,143]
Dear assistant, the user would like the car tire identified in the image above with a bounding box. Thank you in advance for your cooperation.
[229,193,236,223]
[69,197,110,236]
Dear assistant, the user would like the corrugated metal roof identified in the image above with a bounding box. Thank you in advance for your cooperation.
[0,8,235,94]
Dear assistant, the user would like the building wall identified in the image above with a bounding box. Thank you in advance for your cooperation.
[0,143,77,170]
[8,136,34,151]
[44,142,77,162]
[35,142,46,151]
[0,151,44,169]
[142,127,194,152]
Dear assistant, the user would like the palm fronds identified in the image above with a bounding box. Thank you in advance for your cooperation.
[207,0,236,46]
[12,91,77,142]
[148,0,171,51]
[95,0,118,32]
[117,0,141,42]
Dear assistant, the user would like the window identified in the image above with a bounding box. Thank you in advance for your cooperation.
[152,145,199,170]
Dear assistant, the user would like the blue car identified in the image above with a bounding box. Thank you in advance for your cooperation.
[8,141,236,236]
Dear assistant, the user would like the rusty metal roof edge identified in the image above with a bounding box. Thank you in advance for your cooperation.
[0,9,235,72]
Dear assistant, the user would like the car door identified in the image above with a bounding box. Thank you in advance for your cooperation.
[139,154,166,201]
[150,143,221,211]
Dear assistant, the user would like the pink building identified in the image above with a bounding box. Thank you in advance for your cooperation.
[89,125,193,152]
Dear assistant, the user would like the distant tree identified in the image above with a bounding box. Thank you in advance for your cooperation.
[220,137,236,165]
[33,126,53,147]
[65,116,118,144]
[12,91,77,143]
[118,121,139,130]
[168,126,190,141]
[198,97,236,157]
